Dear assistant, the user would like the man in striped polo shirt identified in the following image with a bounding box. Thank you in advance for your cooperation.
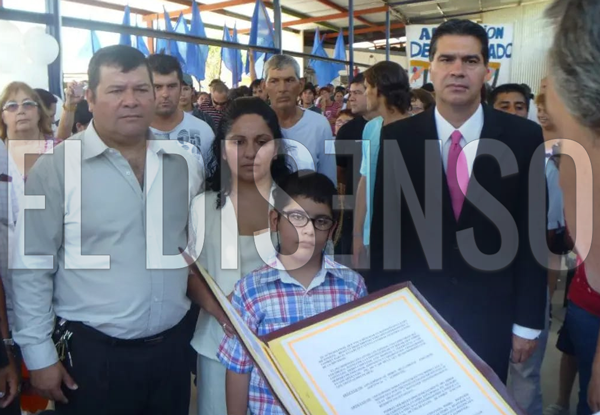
[199,80,229,128]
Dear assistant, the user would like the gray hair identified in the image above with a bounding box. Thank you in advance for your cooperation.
[263,54,301,80]
[546,0,600,133]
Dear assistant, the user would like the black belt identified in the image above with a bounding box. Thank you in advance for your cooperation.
[63,318,185,348]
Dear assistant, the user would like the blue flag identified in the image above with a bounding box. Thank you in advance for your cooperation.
[119,5,132,47]
[91,31,102,53]
[174,12,189,72]
[136,33,150,57]
[309,28,341,86]
[187,0,208,81]
[232,25,244,83]
[163,7,187,68]
[78,30,102,59]
[245,0,275,77]
[221,25,243,87]
[332,31,346,74]
[155,17,168,55]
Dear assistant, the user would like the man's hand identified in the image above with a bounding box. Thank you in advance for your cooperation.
[352,236,367,269]
[511,334,537,364]
[0,357,19,408]
[588,363,600,412]
[30,361,78,404]
[215,310,236,338]
[63,81,84,107]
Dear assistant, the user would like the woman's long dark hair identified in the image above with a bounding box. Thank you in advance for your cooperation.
[205,97,292,209]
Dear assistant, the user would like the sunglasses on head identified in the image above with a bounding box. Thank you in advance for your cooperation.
[2,99,39,113]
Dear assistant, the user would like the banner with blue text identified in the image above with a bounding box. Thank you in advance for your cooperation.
[406,23,514,89]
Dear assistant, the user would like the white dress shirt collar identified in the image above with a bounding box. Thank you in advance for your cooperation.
[83,122,164,160]
[435,104,484,144]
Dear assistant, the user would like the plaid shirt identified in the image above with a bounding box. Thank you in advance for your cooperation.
[217,255,367,415]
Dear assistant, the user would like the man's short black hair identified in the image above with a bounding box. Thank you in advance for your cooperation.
[88,45,152,94]
[147,53,183,84]
[520,83,533,100]
[350,73,365,86]
[422,83,434,93]
[250,79,263,90]
[489,83,530,111]
[33,89,57,110]
[273,171,337,217]
[302,82,316,95]
[430,19,489,65]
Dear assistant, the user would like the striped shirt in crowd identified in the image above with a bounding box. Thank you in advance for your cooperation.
[199,100,226,128]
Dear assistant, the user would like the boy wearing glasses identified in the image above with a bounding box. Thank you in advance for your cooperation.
[217,171,367,415]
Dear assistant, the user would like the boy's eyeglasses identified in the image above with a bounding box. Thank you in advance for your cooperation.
[282,211,335,231]
[2,100,39,113]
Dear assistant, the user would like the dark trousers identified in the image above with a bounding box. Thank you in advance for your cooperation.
[55,318,191,415]
[0,392,20,415]
[0,344,22,415]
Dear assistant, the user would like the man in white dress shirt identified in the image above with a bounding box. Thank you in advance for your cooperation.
[10,45,202,415]
[262,54,337,185]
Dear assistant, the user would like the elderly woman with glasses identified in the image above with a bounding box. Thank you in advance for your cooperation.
[0,82,58,179]
[0,81,60,413]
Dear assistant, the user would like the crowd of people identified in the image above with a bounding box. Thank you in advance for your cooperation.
[0,1,598,414]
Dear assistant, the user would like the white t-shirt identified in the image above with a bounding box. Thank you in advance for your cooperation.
[151,111,215,167]
[281,109,337,185]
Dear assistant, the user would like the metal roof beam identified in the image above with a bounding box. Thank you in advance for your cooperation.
[239,5,387,33]
[143,0,256,21]
[314,0,375,27]
[322,21,404,38]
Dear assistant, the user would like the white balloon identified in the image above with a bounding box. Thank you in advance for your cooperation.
[24,26,47,44]
[0,41,29,74]
[16,63,49,89]
[24,33,59,65]
[0,21,22,44]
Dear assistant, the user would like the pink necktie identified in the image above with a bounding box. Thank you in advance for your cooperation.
[447,130,469,220]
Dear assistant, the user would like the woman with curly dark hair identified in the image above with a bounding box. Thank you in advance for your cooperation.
[186,97,292,415]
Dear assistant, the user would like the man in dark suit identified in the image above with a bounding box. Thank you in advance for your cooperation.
[369,19,548,383]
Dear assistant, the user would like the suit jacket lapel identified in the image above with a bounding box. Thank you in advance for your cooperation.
[421,109,449,209]
[459,105,507,223]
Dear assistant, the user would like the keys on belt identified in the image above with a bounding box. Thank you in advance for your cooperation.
[53,319,73,367]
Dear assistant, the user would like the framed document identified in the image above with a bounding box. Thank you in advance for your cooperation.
[183,252,524,415]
